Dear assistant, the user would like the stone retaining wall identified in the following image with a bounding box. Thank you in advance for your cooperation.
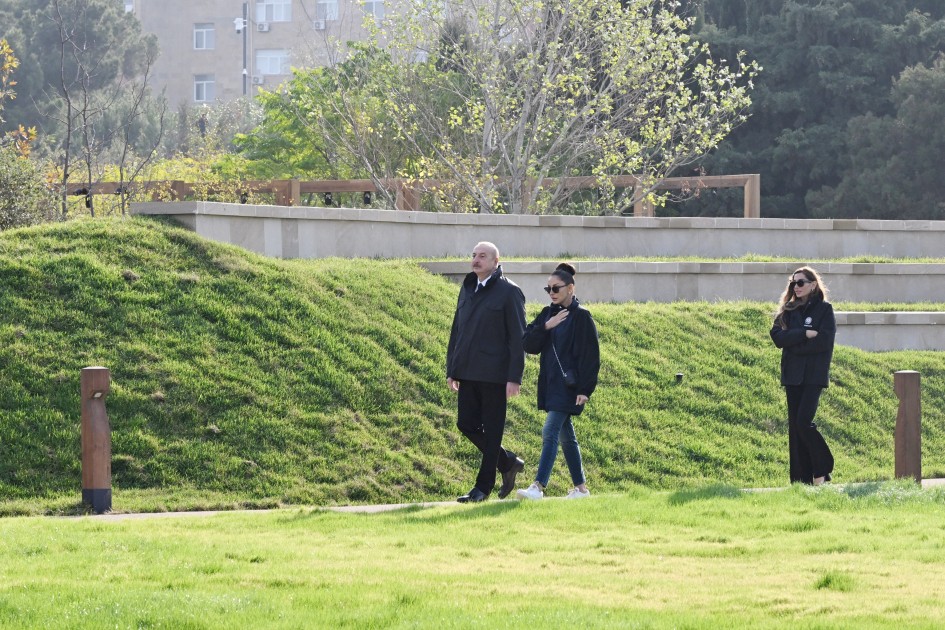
[132,201,945,259]
[132,202,945,351]
[419,261,945,305]
[835,312,945,351]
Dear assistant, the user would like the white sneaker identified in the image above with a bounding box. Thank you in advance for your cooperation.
[516,483,544,500]
[565,487,590,499]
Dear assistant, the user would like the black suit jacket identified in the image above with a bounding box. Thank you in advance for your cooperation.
[770,297,836,387]
[446,266,526,385]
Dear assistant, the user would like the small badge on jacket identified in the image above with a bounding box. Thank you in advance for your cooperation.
[804,317,813,327]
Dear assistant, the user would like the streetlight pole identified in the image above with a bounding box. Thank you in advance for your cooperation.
[242,2,248,96]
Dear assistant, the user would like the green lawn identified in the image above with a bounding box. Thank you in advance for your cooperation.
[2,217,945,515]
[1,483,944,628]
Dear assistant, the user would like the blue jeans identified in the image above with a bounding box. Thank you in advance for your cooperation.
[535,410,586,488]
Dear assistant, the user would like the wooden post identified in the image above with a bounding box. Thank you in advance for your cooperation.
[275,180,289,206]
[81,367,112,514]
[169,180,187,201]
[632,189,654,217]
[395,181,420,211]
[894,370,921,483]
[744,174,761,218]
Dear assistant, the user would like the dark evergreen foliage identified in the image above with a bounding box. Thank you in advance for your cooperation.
[692,0,945,218]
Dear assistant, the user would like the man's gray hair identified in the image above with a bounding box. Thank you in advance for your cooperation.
[474,241,500,258]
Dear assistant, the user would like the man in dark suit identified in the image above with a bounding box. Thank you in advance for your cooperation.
[446,241,527,503]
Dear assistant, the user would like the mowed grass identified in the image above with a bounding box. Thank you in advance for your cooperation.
[2,218,945,515]
[2,483,945,628]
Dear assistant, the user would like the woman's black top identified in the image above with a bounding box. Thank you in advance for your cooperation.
[523,297,600,414]
[769,297,836,387]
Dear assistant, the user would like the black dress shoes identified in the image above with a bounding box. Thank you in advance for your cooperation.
[498,457,525,499]
[457,487,488,503]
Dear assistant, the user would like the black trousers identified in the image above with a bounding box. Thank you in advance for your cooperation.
[785,384,834,484]
[456,380,518,494]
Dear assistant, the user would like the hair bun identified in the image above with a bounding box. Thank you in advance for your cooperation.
[556,262,576,276]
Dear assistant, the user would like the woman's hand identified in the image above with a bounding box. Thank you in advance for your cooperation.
[806,330,818,339]
[545,309,569,330]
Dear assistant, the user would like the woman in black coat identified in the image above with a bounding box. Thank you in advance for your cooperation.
[517,263,600,500]
[769,266,835,485]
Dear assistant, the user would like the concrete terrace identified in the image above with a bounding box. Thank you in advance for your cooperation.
[133,202,945,351]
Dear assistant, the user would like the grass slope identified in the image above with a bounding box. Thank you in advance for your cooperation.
[2,218,945,513]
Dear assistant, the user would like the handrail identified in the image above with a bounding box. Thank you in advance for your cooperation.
[56,173,761,217]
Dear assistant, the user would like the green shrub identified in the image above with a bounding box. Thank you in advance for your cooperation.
[0,145,53,230]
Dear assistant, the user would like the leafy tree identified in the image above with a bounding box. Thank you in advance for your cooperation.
[0,38,51,230]
[0,38,16,119]
[235,44,420,199]
[807,55,945,219]
[164,99,261,161]
[694,0,945,218]
[260,0,756,214]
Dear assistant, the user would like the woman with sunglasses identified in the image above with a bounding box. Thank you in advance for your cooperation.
[770,266,836,485]
[518,263,600,499]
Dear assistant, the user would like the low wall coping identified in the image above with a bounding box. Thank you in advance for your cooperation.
[420,261,945,275]
[133,201,945,232]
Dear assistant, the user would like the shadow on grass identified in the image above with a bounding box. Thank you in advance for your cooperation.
[408,499,523,524]
[0,501,91,518]
[668,483,743,505]
[841,481,890,499]
[285,499,523,524]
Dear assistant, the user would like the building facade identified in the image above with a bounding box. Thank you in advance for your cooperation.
[128,0,380,107]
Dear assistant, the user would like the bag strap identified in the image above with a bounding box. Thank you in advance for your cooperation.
[551,338,568,379]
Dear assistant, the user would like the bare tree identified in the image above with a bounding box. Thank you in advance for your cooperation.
[43,0,164,218]
[113,46,168,216]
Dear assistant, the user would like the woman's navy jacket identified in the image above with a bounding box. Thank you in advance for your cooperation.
[522,297,600,414]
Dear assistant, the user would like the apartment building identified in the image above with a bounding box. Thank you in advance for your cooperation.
[127,0,381,107]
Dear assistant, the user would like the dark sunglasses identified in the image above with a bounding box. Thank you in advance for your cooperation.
[791,279,815,287]
[544,284,567,294]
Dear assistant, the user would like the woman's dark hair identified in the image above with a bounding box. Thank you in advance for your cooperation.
[552,262,576,285]
[775,266,828,327]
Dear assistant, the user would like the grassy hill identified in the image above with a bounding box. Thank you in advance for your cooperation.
[2,217,945,514]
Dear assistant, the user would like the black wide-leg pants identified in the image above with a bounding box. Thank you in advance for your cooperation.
[785,384,834,484]
[456,380,518,494]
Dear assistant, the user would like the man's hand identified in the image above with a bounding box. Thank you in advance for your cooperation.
[506,382,520,398]
[447,377,460,392]
[806,330,818,339]
[576,395,589,405]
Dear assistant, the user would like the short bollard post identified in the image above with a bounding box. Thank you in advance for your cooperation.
[81,366,112,514]
[894,370,921,483]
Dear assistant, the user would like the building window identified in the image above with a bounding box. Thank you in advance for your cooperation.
[194,23,215,50]
[362,0,384,21]
[256,0,291,22]
[255,49,290,75]
[316,0,339,21]
[194,74,215,102]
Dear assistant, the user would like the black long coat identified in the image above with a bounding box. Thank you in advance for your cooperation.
[522,297,600,415]
[769,297,836,387]
[446,266,527,385]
